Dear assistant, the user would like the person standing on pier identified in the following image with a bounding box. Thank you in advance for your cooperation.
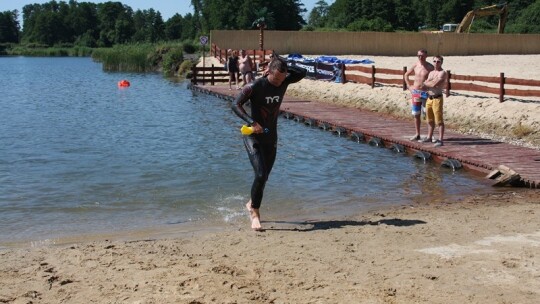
[404,49,434,141]
[239,49,254,86]
[232,55,306,231]
[227,49,240,90]
[421,55,448,147]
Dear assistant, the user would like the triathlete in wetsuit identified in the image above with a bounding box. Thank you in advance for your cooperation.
[232,57,306,230]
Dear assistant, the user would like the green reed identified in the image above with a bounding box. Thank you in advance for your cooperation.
[5,45,93,57]
[3,42,194,76]
[92,43,189,74]
[92,44,155,72]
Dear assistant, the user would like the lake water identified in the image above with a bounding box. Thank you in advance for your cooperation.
[0,57,499,248]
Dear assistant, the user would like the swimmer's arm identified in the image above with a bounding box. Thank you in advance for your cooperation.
[232,87,255,125]
[286,65,307,84]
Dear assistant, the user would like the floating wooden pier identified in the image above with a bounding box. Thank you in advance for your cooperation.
[190,84,540,189]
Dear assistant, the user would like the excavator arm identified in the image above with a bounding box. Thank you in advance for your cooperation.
[456,3,508,34]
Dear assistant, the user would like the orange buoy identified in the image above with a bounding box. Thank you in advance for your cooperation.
[118,80,130,87]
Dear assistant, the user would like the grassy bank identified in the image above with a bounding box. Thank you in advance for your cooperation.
[4,44,93,57]
[91,43,193,76]
[2,42,198,77]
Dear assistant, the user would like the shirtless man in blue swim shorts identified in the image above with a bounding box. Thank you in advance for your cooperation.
[404,49,434,141]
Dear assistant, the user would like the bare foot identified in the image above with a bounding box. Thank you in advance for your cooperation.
[246,201,262,231]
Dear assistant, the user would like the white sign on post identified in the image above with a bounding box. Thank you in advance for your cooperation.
[200,36,208,45]
[200,36,208,69]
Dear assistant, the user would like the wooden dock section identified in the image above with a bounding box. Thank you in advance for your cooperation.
[191,84,540,189]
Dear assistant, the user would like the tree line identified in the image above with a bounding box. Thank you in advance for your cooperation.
[1,0,539,46]
[0,0,199,46]
[308,0,540,33]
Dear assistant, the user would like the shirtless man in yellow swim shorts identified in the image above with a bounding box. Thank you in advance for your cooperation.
[421,55,448,147]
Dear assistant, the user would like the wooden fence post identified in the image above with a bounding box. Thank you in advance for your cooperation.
[341,63,346,84]
[191,66,197,84]
[211,64,215,85]
[402,66,407,91]
[500,72,505,103]
[371,65,376,88]
[446,70,451,97]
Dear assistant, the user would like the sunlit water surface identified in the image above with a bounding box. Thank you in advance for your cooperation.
[0,57,499,248]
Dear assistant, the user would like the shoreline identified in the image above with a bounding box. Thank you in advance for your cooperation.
[1,190,538,303]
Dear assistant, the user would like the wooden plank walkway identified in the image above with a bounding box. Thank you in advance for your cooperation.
[191,84,540,189]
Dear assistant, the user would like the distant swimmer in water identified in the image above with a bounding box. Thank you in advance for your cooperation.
[232,55,306,231]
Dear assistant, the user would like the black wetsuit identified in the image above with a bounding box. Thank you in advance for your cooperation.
[232,65,306,209]
[227,56,239,73]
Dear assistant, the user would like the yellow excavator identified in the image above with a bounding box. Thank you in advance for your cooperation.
[455,2,509,33]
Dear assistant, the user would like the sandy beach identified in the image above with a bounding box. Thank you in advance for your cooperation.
[1,54,539,303]
[1,191,538,303]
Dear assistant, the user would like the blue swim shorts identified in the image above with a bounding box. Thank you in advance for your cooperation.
[410,89,428,116]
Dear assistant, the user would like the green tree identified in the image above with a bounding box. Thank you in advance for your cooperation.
[180,13,198,41]
[97,1,133,47]
[347,17,393,32]
[439,0,474,25]
[131,9,164,42]
[308,0,330,28]
[271,0,306,30]
[21,1,70,44]
[197,0,305,31]
[149,10,165,42]
[325,0,356,28]
[190,0,205,36]
[204,0,237,30]
[33,11,64,45]
[114,17,134,44]
[165,13,184,40]
[0,10,20,43]
[507,0,540,33]
[65,0,98,40]
[393,0,419,31]
[132,10,147,42]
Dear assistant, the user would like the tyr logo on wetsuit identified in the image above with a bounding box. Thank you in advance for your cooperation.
[265,96,280,104]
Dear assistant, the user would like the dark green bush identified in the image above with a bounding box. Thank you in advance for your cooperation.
[183,41,196,54]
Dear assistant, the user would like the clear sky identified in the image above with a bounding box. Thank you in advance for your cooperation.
[0,0,335,21]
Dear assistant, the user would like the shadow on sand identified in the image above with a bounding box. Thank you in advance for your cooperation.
[261,218,427,232]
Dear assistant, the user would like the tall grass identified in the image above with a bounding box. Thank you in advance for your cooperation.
[6,45,93,57]
[92,44,155,72]
[91,43,191,75]
[3,42,195,76]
